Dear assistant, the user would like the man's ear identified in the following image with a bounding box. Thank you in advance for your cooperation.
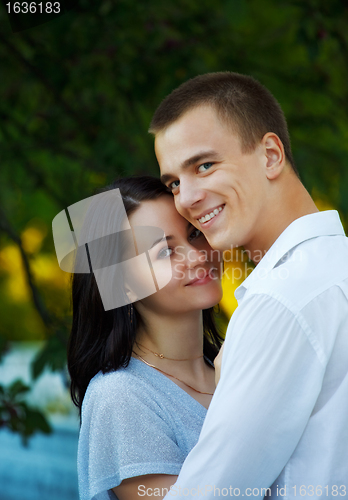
[261,132,286,180]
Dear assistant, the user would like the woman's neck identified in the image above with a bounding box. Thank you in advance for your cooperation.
[134,309,204,361]
[132,308,216,408]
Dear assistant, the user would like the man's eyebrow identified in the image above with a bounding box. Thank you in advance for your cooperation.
[150,235,173,249]
[160,150,220,185]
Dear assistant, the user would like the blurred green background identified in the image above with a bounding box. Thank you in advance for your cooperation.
[1,0,348,443]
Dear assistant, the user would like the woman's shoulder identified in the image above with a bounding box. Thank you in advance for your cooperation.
[80,358,178,430]
[87,359,140,391]
[83,358,159,410]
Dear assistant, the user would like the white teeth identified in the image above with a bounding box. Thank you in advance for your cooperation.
[198,205,224,223]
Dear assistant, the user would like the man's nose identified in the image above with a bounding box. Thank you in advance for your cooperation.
[176,181,205,213]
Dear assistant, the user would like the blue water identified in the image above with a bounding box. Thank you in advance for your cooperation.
[0,424,79,500]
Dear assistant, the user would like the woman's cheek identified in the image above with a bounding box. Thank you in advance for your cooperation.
[151,257,173,290]
[170,260,186,282]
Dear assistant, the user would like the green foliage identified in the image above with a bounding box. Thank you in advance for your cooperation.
[0,379,52,445]
[31,330,68,379]
[0,0,348,224]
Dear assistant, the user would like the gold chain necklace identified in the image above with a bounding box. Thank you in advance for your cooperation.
[135,341,204,361]
[133,352,214,396]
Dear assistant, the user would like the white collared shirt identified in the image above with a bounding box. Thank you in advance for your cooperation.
[165,210,348,499]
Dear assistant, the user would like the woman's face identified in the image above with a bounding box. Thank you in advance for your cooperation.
[128,195,223,316]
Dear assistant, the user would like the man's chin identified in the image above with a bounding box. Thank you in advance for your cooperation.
[204,233,233,253]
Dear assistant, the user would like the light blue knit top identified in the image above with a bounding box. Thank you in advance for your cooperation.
[77,357,208,500]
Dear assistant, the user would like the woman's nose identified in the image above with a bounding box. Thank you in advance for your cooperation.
[185,246,207,269]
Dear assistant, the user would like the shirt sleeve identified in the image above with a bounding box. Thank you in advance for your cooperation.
[78,372,185,500]
[165,293,326,498]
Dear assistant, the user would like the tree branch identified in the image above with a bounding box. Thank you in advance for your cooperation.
[0,208,53,330]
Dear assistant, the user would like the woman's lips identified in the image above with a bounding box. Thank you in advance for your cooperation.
[185,269,216,286]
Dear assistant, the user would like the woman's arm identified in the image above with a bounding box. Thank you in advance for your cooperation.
[113,474,178,499]
[79,372,185,500]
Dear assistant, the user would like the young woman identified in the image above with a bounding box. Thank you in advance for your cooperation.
[68,176,224,500]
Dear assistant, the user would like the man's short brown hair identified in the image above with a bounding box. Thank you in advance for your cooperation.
[149,71,298,176]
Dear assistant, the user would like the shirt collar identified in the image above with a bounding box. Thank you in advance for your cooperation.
[235,210,345,300]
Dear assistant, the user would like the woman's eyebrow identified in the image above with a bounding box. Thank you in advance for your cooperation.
[150,235,174,249]
[150,222,193,249]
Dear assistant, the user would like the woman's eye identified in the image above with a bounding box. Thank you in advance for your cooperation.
[157,247,173,259]
[169,180,180,190]
[197,162,213,173]
[189,228,202,242]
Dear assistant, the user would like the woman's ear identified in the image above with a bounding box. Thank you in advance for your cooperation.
[262,133,286,180]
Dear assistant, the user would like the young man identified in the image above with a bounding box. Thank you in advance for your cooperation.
[149,72,348,498]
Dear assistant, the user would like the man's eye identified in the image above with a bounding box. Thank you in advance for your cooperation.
[169,180,180,190]
[188,228,202,242]
[157,247,173,259]
[197,162,213,173]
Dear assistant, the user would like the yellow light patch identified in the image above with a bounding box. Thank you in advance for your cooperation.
[22,226,46,254]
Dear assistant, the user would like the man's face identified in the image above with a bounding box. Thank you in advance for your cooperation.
[155,105,270,252]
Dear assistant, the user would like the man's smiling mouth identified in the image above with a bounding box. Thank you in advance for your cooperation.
[197,204,225,224]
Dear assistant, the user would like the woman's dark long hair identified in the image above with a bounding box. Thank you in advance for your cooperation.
[67,175,224,413]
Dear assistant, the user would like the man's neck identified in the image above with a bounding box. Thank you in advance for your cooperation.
[245,178,319,265]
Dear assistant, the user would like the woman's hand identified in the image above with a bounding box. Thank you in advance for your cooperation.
[214,342,225,386]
